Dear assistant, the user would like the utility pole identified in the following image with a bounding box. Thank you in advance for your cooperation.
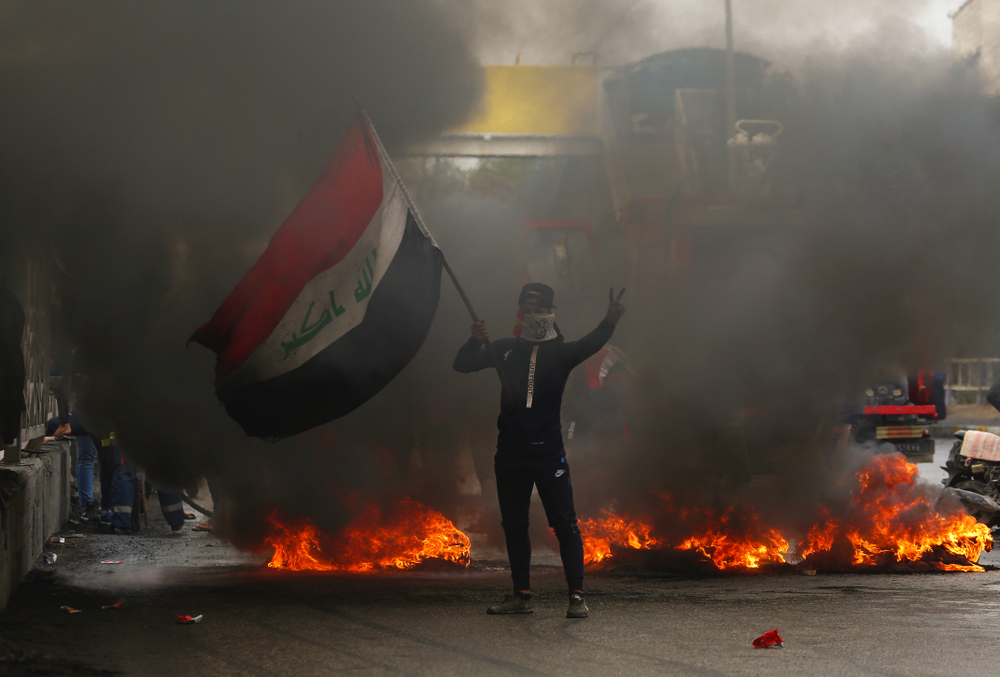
[725,0,739,196]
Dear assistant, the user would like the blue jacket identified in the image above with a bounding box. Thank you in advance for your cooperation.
[453,320,614,455]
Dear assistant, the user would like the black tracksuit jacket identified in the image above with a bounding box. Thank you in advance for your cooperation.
[453,320,615,456]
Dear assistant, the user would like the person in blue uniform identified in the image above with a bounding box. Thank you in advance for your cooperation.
[100,432,137,533]
[454,283,626,619]
[100,432,186,533]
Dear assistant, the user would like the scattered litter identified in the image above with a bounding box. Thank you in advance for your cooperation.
[198,543,216,547]
[101,560,124,564]
[60,606,81,614]
[176,614,203,624]
[64,534,85,539]
[799,569,817,576]
[49,537,65,544]
[102,602,123,609]
[68,519,82,526]
[43,553,57,564]
[753,629,784,649]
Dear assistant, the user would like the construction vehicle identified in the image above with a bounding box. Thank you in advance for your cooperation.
[852,375,938,463]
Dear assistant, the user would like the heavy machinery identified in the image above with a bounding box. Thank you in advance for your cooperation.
[852,377,938,463]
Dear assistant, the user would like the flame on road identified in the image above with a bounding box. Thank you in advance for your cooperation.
[579,511,661,564]
[676,505,789,570]
[579,497,788,569]
[798,455,992,571]
[263,457,990,574]
[580,455,991,572]
[265,498,470,572]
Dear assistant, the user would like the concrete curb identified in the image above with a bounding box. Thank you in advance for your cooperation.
[0,440,71,612]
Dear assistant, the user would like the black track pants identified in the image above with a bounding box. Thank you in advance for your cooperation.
[494,451,584,592]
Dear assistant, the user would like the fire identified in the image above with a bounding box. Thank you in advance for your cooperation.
[676,506,789,570]
[580,455,991,573]
[798,455,993,572]
[265,498,471,572]
[263,457,989,575]
[579,511,661,564]
[579,499,788,570]
[799,506,839,560]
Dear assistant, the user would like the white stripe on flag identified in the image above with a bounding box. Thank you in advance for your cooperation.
[218,161,408,392]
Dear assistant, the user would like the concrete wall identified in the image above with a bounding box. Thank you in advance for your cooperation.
[0,440,71,612]
[953,0,1000,94]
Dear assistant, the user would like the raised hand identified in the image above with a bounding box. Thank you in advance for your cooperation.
[605,288,626,325]
[471,320,490,344]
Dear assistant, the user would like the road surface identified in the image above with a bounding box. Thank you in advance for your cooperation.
[1,442,997,677]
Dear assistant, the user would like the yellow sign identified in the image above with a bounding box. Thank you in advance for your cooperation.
[459,66,598,136]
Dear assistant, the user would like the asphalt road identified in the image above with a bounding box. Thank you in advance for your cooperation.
[2,444,998,677]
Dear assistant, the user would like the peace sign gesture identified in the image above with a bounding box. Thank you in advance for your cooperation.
[605,287,626,325]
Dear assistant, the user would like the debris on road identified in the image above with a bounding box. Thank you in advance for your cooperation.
[176,615,203,624]
[101,560,124,564]
[800,569,817,576]
[102,602,123,609]
[60,606,81,614]
[49,537,64,544]
[753,629,784,648]
[43,553,57,564]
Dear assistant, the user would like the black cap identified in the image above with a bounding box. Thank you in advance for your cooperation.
[518,283,556,309]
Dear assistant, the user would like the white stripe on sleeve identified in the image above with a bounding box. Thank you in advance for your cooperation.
[526,345,539,409]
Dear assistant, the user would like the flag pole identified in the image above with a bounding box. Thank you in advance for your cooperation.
[439,257,515,413]
[357,104,515,412]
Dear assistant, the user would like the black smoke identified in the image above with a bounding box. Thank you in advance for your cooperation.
[0,1,482,546]
[4,0,1000,556]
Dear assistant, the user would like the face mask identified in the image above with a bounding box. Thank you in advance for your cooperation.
[515,312,557,342]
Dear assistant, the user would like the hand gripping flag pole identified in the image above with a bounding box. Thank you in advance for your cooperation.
[360,108,515,414]
[441,257,516,414]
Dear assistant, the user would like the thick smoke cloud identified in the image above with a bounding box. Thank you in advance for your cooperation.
[0,1,483,546]
[461,0,957,67]
[590,39,1000,534]
[3,0,1000,555]
[412,8,1000,541]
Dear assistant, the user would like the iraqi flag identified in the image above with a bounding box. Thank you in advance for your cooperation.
[190,111,443,439]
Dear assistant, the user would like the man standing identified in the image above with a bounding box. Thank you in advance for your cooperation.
[454,283,626,618]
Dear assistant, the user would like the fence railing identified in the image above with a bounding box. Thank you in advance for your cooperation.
[947,358,1000,404]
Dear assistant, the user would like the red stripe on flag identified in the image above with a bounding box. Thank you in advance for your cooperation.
[189,114,383,378]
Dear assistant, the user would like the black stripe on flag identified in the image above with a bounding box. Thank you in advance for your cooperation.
[221,210,442,439]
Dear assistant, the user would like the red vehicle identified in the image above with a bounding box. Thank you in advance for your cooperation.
[852,371,943,463]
